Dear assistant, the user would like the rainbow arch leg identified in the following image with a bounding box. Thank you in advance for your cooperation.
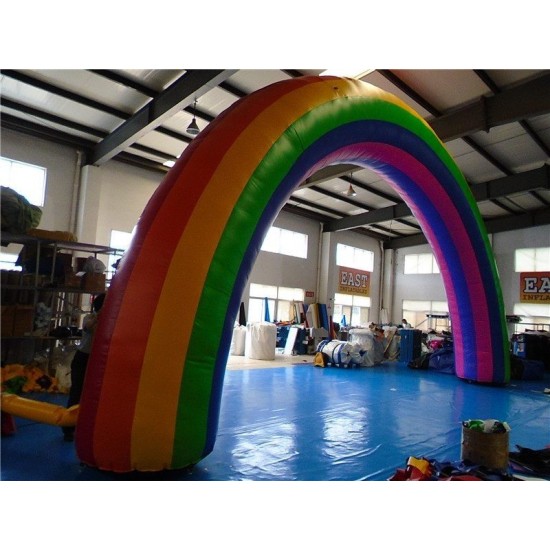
[76,76,510,472]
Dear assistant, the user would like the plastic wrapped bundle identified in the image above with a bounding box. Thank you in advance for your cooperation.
[371,338,385,364]
[229,325,246,356]
[83,256,106,274]
[245,322,277,360]
[361,349,375,367]
[317,339,362,367]
[348,328,375,350]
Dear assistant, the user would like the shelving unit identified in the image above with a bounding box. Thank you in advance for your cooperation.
[506,314,550,334]
[1,232,124,373]
[414,312,451,332]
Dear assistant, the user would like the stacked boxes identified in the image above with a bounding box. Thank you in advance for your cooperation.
[2,304,34,336]
[80,273,106,292]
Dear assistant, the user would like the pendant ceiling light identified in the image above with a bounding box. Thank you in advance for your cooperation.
[186,99,200,136]
[344,172,357,197]
[345,183,357,197]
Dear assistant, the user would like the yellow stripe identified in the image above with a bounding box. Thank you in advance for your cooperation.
[129,78,409,464]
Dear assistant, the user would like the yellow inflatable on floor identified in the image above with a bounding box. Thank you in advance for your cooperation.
[1,393,78,427]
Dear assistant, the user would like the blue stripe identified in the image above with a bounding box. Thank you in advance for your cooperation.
[203,117,507,453]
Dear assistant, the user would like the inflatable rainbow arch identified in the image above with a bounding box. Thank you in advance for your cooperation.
[75,75,509,472]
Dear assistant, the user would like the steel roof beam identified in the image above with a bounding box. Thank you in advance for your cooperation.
[88,69,158,97]
[1,69,131,120]
[429,72,550,141]
[384,207,550,249]
[323,165,550,232]
[2,98,106,138]
[88,69,236,166]
[472,164,550,199]
[324,202,413,232]
[1,112,96,150]
[1,113,170,174]
[281,204,390,241]
[299,164,363,187]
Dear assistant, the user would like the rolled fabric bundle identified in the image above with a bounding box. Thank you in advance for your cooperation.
[316,339,362,367]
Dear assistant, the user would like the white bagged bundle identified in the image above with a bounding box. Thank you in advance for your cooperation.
[83,255,106,274]
[229,325,246,356]
[371,338,385,364]
[361,349,375,367]
[245,322,277,360]
[348,328,375,350]
[317,339,362,367]
[347,342,363,366]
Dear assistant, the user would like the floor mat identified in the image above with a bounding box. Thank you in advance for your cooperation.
[2,362,549,481]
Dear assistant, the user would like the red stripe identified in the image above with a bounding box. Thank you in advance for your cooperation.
[80,77,316,471]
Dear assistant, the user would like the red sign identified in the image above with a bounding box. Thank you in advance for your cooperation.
[338,267,371,296]
[305,291,315,298]
[520,272,550,303]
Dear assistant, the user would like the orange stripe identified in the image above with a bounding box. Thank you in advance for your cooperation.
[89,77,318,470]
[130,77,366,466]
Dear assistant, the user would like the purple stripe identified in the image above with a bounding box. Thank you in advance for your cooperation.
[315,143,495,379]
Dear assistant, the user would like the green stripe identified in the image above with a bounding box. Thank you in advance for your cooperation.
[401,113,509,377]
[171,92,499,465]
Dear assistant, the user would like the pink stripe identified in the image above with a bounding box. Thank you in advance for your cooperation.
[310,144,493,379]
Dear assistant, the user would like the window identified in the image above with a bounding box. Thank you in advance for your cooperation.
[336,244,374,271]
[333,292,371,326]
[248,283,305,323]
[261,226,308,259]
[515,247,550,272]
[513,303,550,331]
[404,253,440,274]
[108,229,134,275]
[0,157,47,207]
[0,252,21,271]
[334,245,373,326]
[402,299,449,330]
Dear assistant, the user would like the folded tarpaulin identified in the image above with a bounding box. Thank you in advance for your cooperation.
[509,445,550,478]
[428,347,455,374]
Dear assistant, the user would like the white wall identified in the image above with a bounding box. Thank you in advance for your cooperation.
[77,162,163,247]
[319,229,382,323]
[4,129,547,331]
[392,243,446,324]
[391,225,550,325]
[1,129,163,246]
[243,210,321,308]
[1,128,79,233]
[493,225,550,314]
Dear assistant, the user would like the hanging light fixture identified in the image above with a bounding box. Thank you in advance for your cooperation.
[186,99,200,136]
[344,175,357,197]
[345,184,357,197]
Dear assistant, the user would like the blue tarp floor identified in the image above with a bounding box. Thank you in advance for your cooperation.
[2,359,549,481]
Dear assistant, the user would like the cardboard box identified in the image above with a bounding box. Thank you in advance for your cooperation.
[56,253,74,274]
[21,273,49,288]
[74,257,87,273]
[64,272,81,288]
[1,305,15,336]
[80,273,106,292]
[12,305,34,336]
[461,426,509,470]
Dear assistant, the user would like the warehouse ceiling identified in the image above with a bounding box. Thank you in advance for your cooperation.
[1,68,550,249]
